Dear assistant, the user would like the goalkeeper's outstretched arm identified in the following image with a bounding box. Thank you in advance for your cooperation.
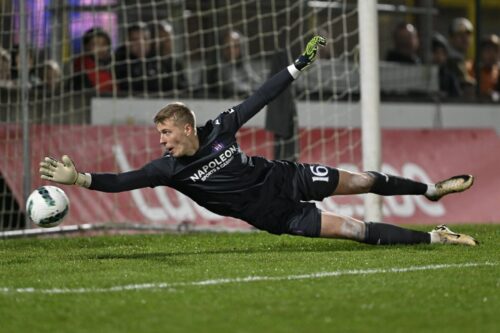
[230,35,326,130]
[39,155,152,192]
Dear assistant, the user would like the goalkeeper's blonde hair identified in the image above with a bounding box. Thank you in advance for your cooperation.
[154,102,196,128]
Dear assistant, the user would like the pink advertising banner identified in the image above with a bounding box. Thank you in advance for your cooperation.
[1,125,499,230]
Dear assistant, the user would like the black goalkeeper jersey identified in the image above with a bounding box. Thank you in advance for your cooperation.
[89,67,303,228]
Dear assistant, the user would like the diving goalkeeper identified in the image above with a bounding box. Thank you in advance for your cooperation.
[39,36,477,246]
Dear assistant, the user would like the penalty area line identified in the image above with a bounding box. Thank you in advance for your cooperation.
[1,262,496,295]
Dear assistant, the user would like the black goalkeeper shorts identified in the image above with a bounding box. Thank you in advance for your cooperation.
[249,162,340,237]
[253,201,323,237]
[284,202,323,237]
[284,162,340,202]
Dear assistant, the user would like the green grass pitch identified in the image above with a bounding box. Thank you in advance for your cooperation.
[1,224,498,333]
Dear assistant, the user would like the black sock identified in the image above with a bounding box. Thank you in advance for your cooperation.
[367,171,427,196]
[364,222,431,245]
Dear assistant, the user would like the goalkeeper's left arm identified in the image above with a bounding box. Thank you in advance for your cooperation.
[228,35,326,131]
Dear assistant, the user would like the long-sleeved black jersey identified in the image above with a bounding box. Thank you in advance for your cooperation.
[89,66,336,233]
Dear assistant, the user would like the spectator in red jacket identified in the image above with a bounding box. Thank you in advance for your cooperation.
[73,27,115,94]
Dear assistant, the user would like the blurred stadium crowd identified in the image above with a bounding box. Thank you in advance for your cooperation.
[0,7,499,102]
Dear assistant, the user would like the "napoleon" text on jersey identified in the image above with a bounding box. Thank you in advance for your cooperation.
[190,144,238,182]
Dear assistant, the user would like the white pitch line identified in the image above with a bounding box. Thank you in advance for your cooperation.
[1,262,496,295]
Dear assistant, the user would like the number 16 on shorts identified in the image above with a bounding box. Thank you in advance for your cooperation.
[310,165,329,182]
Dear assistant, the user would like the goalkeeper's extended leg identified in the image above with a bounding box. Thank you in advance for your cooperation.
[423,175,474,201]
[319,212,478,246]
[333,170,474,201]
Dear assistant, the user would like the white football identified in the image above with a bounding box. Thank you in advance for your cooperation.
[26,186,69,228]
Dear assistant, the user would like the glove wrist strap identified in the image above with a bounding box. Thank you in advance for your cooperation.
[287,64,301,79]
[74,173,92,188]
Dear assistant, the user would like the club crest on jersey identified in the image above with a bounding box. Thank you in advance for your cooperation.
[211,141,225,152]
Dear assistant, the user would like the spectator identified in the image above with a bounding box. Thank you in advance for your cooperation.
[10,45,42,87]
[219,30,261,98]
[446,17,476,96]
[151,20,187,92]
[152,20,174,57]
[73,27,114,94]
[467,34,500,100]
[386,22,421,64]
[0,47,14,88]
[40,60,62,92]
[265,30,299,161]
[115,22,180,95]
[432,33,461,97]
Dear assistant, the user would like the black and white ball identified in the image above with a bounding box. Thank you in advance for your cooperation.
[26,186,69,228]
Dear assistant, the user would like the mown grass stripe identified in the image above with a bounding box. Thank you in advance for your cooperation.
[1,262,496,295]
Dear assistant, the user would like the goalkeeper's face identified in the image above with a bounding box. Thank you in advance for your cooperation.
[157,119,198,157]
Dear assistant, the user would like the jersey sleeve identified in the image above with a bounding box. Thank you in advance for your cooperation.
[217,66,297,134]
[88,158,172,192]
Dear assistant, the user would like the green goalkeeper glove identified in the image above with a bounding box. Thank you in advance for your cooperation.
[294,35,327,71]
[39,155,91,187]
